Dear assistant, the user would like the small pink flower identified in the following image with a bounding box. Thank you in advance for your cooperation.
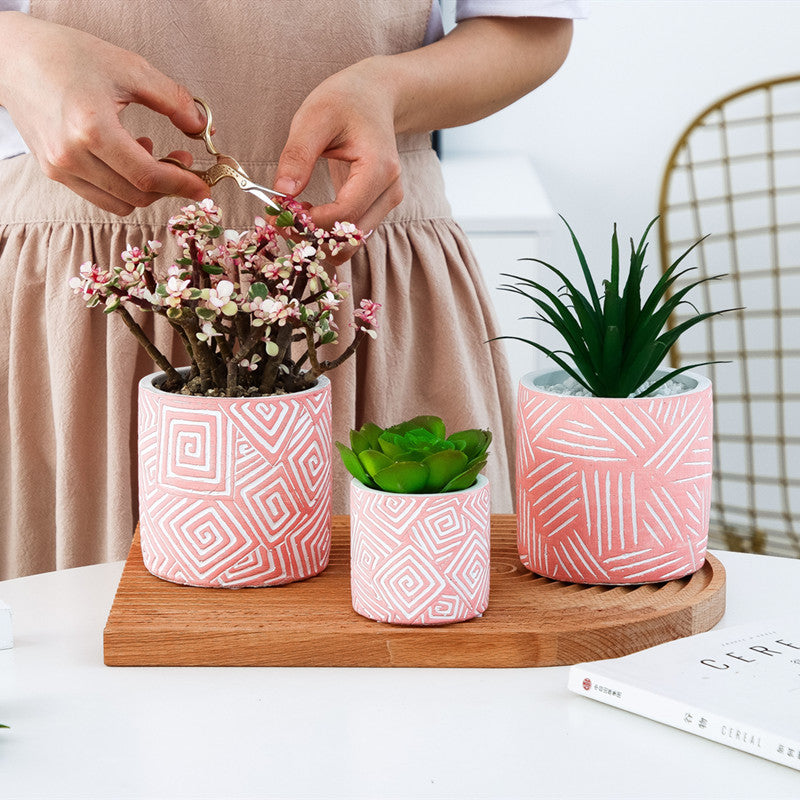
[196,322,221,342]
[208,279,235,309]
[317,291,341,312]
[69,261,113,299]
[165,275,192,307]
[121,245,145,263]
[240,353,261,372]
[291,240,318,266]
[167,264,188,279]
[353,298,381,328]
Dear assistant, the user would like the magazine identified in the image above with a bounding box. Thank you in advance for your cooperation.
[568,619,800,771]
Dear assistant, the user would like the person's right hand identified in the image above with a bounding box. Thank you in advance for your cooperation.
[0,12,210,215]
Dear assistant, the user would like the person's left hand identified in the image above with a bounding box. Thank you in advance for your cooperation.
[273,57,404,260]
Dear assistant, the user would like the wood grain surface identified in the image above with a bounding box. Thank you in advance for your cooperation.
[103,516,726,667]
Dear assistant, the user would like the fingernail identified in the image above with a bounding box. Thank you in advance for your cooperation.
[274,176,299,195]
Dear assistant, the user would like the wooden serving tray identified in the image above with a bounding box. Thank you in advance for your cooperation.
[104,515,726,667]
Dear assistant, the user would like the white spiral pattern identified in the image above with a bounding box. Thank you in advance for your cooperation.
[138,374,332,587]
[350,477,491,625]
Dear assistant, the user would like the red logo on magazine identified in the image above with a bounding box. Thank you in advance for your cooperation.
[582,678,591,691]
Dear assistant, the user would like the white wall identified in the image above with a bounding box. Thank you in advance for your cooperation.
[443,0,800,296]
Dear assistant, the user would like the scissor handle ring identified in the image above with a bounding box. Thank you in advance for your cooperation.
[186,97,219,155]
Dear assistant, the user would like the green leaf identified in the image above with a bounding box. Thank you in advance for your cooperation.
[499,279,596,370]
[634,216,659,257]
[335,442,375,487]
[447,428,492,460]
[600,325,624,395]
[609,223,620,291]
[372,461,429,493]
[359,422,384,450]
[377,432,406,458]
[202,263,224,275]
[559,215,603,315]
[635,361,724,398]
[506,261,606,374]
[350,430,371,454]
[357,448,393,478]
[249,282,268,299]
[394,450,428,462]
[421,449,469,492]
[624,341,665,395]
[441,459,487,493]
[275,210,294,227]
[195,307,217,321]
[490,335,595,394]
[387,415,446,439]
[639,235,709,322]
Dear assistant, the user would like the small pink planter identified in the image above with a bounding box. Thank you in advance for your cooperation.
[350,476,491,625]
[517,369,713,585]
[138,371,331,587]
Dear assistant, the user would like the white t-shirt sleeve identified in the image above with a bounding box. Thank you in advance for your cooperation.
[424,0,586,45]
[457,0,588,21]
[0,0,30,157]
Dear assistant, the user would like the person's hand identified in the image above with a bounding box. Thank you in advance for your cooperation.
[0,12,210,215]
[273,57,404,258]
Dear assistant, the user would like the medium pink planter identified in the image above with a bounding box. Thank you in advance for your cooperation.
[350,476,491,625]
[517,369,713,585]
[138,372,331,587]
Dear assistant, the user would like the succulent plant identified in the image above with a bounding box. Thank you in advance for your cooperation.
[336,415,491,494]
[499,216,730,398]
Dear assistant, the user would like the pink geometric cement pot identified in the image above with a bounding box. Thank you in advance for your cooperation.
[138,371,331,588]
[517,368,713,585]
[350,475,491,625]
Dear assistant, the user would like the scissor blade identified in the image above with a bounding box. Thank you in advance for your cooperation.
[245,187,283,214]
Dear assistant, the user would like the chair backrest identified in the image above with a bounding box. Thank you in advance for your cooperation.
[658,75,800,558]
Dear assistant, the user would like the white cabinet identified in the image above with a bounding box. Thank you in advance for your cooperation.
[440,154,556,383]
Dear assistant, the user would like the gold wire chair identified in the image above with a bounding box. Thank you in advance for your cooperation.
[658,74,800,557]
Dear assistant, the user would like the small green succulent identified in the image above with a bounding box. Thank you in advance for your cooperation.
[336,415,491,494]
[498,216,729,398]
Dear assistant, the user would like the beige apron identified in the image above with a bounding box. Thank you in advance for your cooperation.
[0,0,515,578]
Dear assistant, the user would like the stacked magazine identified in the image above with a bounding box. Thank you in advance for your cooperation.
[568,620,800,771]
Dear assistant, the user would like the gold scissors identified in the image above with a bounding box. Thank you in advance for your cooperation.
[160,97,287,212]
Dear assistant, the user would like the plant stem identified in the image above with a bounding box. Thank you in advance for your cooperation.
[116,306,183,390]
[260,324,293,394]
[317,329,366,375]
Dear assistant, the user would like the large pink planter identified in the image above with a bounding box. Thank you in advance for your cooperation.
[350,476,491,625]
[138,372,331,587]
[517,369,713,585]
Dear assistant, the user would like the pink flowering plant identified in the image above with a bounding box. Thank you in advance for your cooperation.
[70,198,380,396]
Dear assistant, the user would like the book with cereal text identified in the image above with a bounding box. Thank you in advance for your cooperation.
[568,620,800,771]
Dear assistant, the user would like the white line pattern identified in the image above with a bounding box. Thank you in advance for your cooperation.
[517,379,712,584]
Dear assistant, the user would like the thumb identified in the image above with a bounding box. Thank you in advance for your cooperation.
[126,62,206,135]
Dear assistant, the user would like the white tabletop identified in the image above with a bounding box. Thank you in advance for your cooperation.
[1,550,799,799]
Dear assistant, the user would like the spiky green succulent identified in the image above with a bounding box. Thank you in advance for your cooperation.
[336,415,491,494]
[499,216,729,398]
